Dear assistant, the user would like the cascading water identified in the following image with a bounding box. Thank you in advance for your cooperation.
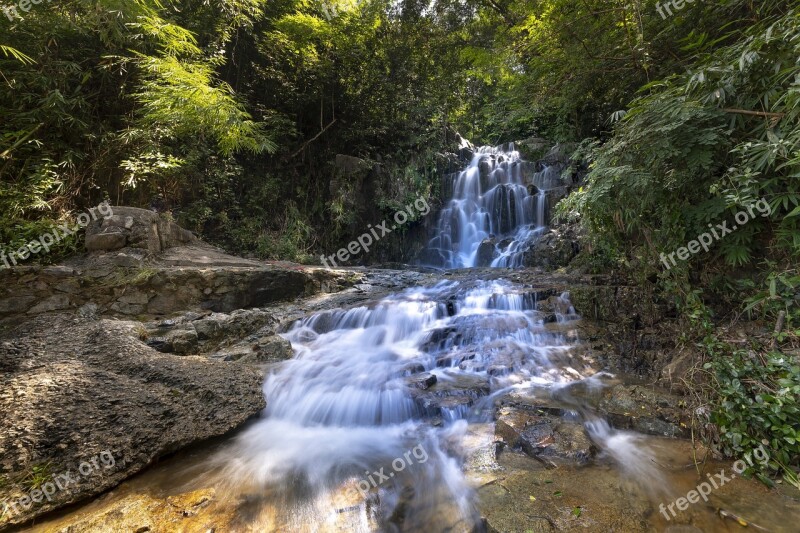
[425,144,556,269]
[207,279,663,531]
[30,143,800,532]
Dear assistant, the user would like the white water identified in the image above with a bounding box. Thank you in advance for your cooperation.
[208,280,665,531]
[425,145,559,268]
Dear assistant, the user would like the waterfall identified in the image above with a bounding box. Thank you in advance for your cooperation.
[196,277,671,532]
[424,144,554,269]
[208,280,606,530]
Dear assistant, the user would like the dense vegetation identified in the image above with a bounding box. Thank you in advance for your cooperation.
[2,0,798,484]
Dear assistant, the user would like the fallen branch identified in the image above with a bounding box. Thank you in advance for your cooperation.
[290,119,337,158]
[717,508,770,531]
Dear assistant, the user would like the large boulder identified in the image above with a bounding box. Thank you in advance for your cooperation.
[85,207,197,254]
[521,226,580,270]
[0,314,266,529]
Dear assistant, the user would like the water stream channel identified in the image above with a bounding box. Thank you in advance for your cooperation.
[27,148,800,532]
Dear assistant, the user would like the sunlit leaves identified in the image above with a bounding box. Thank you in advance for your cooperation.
[0,45,35,65]
[135,55,277,155]
[128,16,202,56]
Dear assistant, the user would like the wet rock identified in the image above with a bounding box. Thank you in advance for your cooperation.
[459,359,487,372]
[598,384,689,438]
[478,463,651,532]
[237,335,294,364]
[521,226,580,270]
[401,362,426,375]
[476,238,496,267]
[411,374,489,418]
[486,516,553,532]
[535,293,574,316]
[26,488,226,532]
[479,159,492,179]
[406,372,437,389]
[495,407,595,465]
[436,351,474,368]
[420,326,461,353]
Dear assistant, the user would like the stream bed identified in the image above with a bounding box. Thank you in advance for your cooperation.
[26,277,800,532]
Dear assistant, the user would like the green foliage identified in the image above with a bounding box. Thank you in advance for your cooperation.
[559,94,728,272]
[545,2,800,484]
[134,55,277,156]
[16,461,54,491]
[0,217,82,267]
[703,341,800,489]
[0,0,279,241]
[0,45,34,65]
[745,267,800,345]
[562,6,799,275]
[1,0,797,273]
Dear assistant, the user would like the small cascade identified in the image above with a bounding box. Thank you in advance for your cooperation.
[424,144,560,269]
[208,279,664,531]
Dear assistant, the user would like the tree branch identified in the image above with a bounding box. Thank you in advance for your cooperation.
[290,119,337,159]
[722,108,786,119]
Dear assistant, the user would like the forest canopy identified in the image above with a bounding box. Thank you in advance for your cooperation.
[0,0,797,290]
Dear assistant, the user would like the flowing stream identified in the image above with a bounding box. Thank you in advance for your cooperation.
[208,279,657,531]
[27,147,800,533]
[194,148,680,530]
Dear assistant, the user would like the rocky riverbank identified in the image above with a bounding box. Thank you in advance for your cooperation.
[1,206,787,532]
